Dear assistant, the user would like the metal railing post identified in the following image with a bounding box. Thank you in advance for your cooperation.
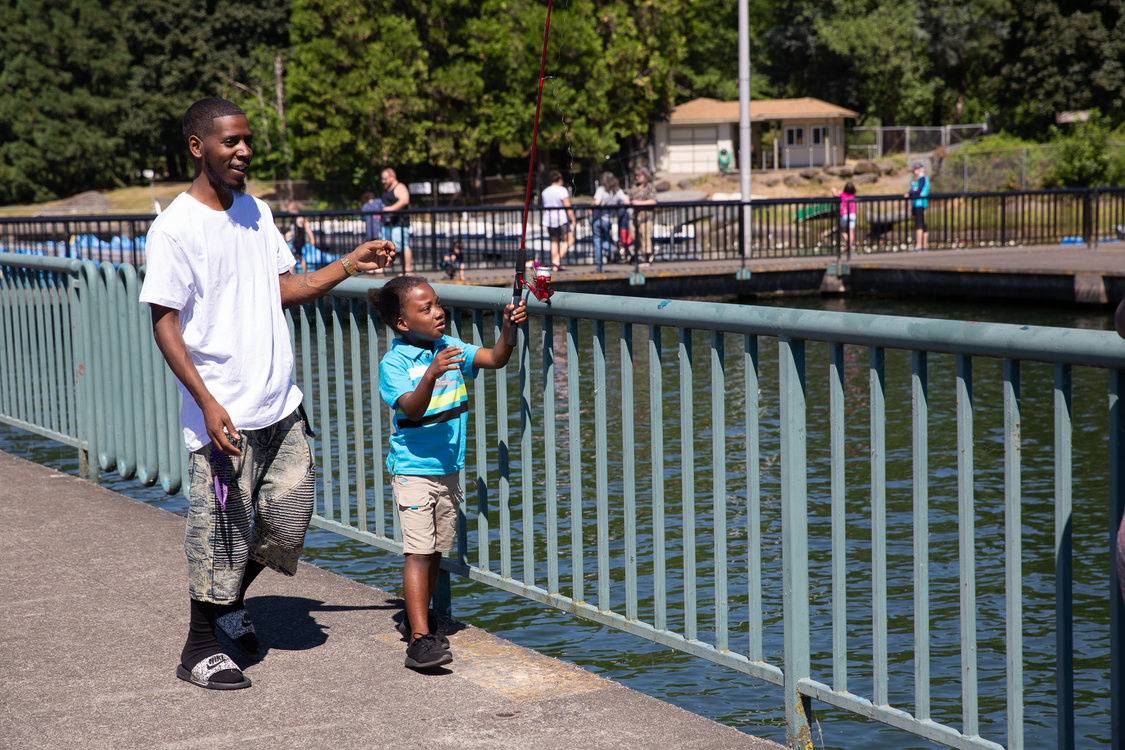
[779,335,813,749]
[1110,369,1124,750]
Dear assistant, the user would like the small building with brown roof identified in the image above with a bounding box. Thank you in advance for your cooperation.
[653,97,859,174]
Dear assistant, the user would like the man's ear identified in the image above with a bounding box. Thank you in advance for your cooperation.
[188,134,204,159]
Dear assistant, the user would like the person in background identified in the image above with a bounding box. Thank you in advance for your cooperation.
[627,166,658,266]
[839,181,857,258]
[440,239,465,281]
[381,168,412,274]
[905,162,929,251]
[361,191,384,274]
[540,170,575,272]
[140,97,395,692]
[362,191,383,242]
[592,172,627,271]
[283,200,313,273]
[368,277,526,670]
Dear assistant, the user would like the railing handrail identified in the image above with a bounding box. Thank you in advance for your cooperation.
[1,185,1122,225]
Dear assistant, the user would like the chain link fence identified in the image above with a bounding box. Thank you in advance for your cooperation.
[929,144,1125,193]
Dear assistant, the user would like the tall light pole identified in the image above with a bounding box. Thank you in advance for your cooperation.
[738,0,752,266]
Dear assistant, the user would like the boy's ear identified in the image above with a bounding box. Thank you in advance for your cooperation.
[393,315,409,333]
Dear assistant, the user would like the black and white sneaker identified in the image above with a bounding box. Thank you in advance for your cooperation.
[395,612,449,648]
[404,633,453,670]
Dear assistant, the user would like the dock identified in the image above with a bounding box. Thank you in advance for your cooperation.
[410,242,1125,305]
[0,450,782,750]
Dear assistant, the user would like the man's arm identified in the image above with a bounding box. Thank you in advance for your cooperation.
[278,240,396,308]
[384,183,410,212]
[150,305,241,455]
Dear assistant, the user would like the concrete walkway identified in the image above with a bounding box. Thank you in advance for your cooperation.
[0,450,782,750]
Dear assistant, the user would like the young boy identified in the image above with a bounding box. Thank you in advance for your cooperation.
[440,240,465,280]
[368,276,527,669]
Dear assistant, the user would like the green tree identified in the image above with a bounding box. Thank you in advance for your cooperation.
[918,0,1011,123]
[814,0,936,125]
[992,1,1125,136]
[0,0,131,203]
[122,0,291,181]
[1046,111,1116,187]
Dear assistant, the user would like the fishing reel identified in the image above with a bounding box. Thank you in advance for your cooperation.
[517,261,554,303]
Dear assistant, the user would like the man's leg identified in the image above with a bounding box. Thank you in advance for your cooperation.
[179,446,255,689]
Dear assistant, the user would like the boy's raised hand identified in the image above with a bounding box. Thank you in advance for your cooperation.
[505,299,528,327]
[428,345,465,377]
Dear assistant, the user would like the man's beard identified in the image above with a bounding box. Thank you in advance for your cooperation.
[203,155,246,193]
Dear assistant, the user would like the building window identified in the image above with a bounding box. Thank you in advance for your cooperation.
[786,127,804,146]
[812,127,823,145]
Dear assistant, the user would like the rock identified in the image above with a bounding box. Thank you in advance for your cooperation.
[799,168,819,179]
[655,180,672,192]
[825,165,854,177]
[878,161,897,175]
[677,178,695,190]
[783,175,805,187]
[853,173,879,185]
[762,176,781,187]
[854,160,881,175]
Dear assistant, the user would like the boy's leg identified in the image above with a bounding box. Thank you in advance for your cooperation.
[403,552,440,639]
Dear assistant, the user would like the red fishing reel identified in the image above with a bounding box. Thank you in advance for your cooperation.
[518,261,554,303]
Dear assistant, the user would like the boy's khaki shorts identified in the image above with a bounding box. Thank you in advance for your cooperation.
[392,473,462,555]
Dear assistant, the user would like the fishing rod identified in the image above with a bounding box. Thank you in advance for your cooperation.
[511,0,556,315]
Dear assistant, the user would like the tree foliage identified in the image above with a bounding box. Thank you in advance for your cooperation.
[0,0,131,203]
[2,0,1124,204]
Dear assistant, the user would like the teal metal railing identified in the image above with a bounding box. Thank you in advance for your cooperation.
[2,251,1124,749]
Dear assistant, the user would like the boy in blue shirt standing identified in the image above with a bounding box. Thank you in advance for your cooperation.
[369,276,527,669]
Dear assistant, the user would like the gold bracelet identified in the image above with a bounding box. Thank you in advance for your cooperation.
[340,255,360,277]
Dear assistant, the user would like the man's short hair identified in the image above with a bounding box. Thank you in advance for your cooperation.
[183,98,245,144]
[549,169,563,183]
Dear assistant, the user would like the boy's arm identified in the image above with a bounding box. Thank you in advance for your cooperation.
[150,304,241,455]
[475,300,528,369]
[394,346,466,421]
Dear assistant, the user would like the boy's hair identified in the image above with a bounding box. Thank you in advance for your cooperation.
[182,97,245,144]
[548,169,562,184]
[452,240,463,251]
[366,275,427,328]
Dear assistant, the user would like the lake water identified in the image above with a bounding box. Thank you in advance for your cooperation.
[2,293,1117,749]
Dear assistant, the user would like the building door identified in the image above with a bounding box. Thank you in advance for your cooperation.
[667,126,719,174]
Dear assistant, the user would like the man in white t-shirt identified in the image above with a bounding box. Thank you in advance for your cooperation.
[140,98,395,691]
[540,170,575,271]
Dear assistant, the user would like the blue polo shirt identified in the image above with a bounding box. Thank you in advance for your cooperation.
[379,335,481,475]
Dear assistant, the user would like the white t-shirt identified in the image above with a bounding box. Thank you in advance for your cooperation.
[541,183,570,228]
[139,191,302,451]
[593,186,627,207]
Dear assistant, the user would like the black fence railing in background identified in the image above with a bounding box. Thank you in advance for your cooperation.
[2,188,1122,272]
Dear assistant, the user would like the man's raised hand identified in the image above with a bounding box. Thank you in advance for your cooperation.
[352,240,397,272]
